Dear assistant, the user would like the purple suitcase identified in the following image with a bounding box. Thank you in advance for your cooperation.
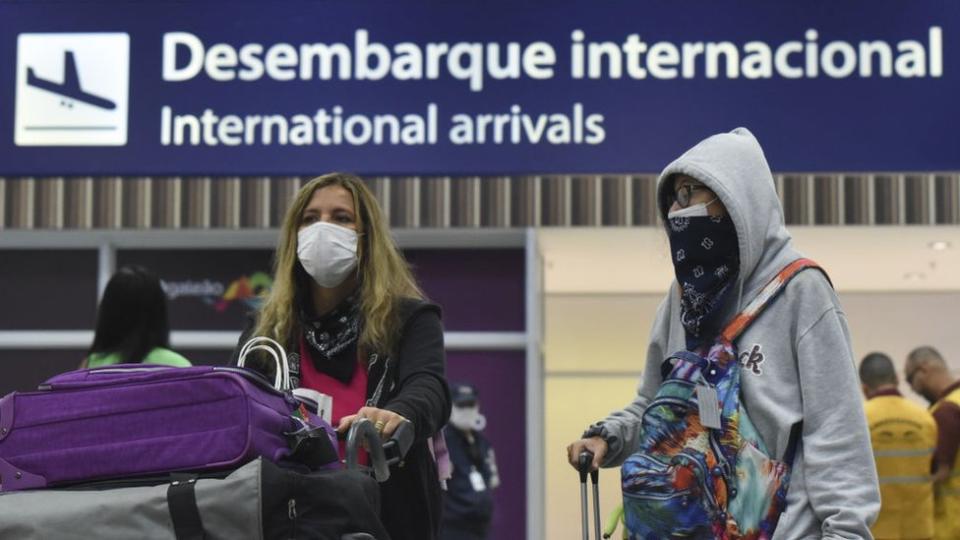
[0,364,334,492]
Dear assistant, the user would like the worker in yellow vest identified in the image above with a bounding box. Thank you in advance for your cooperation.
[906,346,960,540]
[860,352,937,540]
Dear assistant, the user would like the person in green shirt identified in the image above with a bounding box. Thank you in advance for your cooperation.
[84,265,191,368]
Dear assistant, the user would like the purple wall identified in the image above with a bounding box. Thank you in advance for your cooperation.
[406,249,525,332]
[412,248,528,539]
[447,350,527,540]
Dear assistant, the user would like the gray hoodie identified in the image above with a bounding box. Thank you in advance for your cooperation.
[592,128,880,539]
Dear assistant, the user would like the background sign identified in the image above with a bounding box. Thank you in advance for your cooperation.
[2,0,957,175]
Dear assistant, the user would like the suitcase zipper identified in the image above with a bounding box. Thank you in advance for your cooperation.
[88,367,170,374]
[38,367,285,396]
[37,366,173,390]
[55,469,233,490]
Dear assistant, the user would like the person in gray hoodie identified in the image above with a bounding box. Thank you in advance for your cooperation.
[567,127,880,539]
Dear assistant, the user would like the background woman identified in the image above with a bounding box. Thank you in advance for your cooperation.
[85,265,191,368]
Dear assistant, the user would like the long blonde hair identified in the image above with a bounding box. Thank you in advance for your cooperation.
[255,173,424,354]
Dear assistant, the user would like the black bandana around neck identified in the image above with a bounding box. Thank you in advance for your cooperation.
[299,294,361,383]
[666,213,740,348]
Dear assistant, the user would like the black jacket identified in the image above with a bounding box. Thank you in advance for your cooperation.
[231,298,451,540]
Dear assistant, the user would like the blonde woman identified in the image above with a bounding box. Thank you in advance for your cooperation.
[231,173,450,540]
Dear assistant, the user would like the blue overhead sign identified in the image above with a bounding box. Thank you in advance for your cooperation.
[1,1,957,175]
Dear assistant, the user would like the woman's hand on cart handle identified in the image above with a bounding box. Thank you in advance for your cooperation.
[338,406,408,439]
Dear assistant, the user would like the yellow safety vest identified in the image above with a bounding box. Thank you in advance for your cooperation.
[932,388,960,540]
[865,394,937,540]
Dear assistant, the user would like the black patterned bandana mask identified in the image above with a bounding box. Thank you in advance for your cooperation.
[299,294,362,383]
[667,213,740,347]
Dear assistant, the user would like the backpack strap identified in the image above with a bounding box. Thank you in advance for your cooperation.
[721,258,826,464]
[720,258,827,343]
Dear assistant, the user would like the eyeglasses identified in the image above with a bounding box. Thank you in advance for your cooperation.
[675,184,709,209]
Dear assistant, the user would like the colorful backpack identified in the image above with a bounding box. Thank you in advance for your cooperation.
[621,259,822,539]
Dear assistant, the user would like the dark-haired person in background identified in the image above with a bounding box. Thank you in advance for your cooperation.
[860,352,936,540]
[84,265,190,368]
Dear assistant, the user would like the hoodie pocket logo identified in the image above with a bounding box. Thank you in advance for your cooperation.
[738,344,765,375]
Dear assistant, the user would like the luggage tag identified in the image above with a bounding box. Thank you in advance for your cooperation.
[469,467,487,492]
[292,388,334,425]
[317,394,333,425]
[696,384,722,430]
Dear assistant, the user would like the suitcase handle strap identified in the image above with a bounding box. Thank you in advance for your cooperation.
[237,337,291,391]
[168,477,206,540]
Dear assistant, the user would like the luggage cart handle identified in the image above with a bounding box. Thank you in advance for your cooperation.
[345,418,414,483]
[382,420,414,467]
[346,418,389,482]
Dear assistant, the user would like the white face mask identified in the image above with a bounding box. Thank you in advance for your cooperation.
[297,222,358,288]
[449,405,486,431]
[667,197,718,219]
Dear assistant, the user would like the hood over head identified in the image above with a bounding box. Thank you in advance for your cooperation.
[657,127,802,313]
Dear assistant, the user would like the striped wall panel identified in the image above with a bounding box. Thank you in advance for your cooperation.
[1,174,958,230]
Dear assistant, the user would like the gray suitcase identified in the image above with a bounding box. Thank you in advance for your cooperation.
[0,457,264,540]
[0,418,406,540]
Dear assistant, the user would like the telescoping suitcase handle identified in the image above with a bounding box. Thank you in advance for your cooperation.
[578,451,603,540]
